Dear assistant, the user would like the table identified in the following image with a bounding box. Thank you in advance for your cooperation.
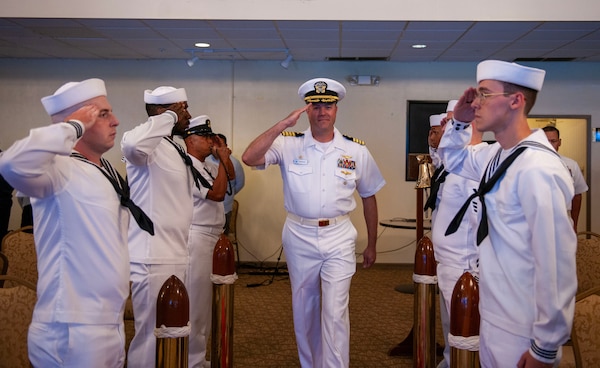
[379,217,431,230]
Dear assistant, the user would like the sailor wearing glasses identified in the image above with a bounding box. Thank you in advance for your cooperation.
[438,60,576,367]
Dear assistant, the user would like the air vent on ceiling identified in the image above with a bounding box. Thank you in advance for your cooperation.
[513,57,577,62]
[326,57,389,61]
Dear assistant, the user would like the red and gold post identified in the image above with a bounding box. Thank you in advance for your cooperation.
[155,275,190,368]
[210,234,238,368]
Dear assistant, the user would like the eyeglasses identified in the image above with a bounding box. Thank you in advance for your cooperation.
[474,91,509,103]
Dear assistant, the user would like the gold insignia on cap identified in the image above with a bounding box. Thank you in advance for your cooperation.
[314,81,327,94]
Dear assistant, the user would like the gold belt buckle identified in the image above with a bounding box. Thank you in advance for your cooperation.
[318,219,330,227]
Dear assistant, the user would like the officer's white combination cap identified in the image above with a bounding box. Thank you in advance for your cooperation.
[41,78,107,116]
[446,100,458,112]
[298,78,346,103]
[429,113,446,127]
[184,115,213,137]
[144,86,188,104]
[477,60,545,91]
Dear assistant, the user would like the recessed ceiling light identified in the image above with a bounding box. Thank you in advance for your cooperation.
[195,42,211,48]
[412,44,427,49]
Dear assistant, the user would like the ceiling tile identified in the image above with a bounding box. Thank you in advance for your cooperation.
[0,18,598,62]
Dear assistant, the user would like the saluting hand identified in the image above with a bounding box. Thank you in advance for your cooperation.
[213,146,231,161]
[281,104,310,129]
[211,135,226,148]
[453,87,477,123]
[67,105,100,130]
[168,102,190,122]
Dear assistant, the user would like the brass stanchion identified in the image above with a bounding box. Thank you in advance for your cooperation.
[449,272,480,368]
[389,154,437,360]
[413,154,437,367]
[155,275,190,368]
[210,234,238,368]
[413,236,437,368]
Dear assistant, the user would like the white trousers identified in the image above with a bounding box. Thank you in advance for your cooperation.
[28,321,125,368]
[282,217,357,368]
[187,226,220,368]
[127,262,188,368]
[479,319,562,368]
[436,264,470,368]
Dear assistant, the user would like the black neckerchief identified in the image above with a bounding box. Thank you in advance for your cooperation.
[70,152,154,235]
[163,137,212,190]
[445,140,560,245]
[165,137,233,195]
[423,164,449,212]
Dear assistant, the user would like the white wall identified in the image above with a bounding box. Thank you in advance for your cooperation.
[1,59,598,263]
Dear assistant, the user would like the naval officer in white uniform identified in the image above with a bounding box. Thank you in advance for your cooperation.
[242,77,385,368]
[183,115,233,368]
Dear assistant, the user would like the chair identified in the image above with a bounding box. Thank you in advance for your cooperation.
[560,346,576,368]
[575,231,600,293]
[558,232,599,368]
[0,275,36,368]
[227,199,240,265]
[1,226,37,288]
[0,252,7,288]
[570,286,600,368]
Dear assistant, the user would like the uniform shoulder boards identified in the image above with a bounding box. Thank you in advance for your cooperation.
[343,134,365,145]
[281,131,304,137]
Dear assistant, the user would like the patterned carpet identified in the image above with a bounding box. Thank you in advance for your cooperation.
[229,262,445,367]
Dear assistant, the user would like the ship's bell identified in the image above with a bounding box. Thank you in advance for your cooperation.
[415,154,434,189]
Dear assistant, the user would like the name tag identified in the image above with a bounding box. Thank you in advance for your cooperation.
[293,159,308,165]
